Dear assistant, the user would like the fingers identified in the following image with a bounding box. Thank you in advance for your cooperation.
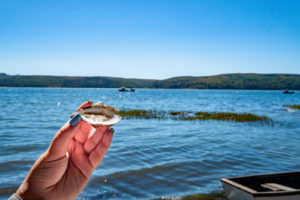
[70,142,94,178]
[84,127,107,154]
[74,121,93,144]
[88,129,114,169]
[48,121,81,159]
[48,101,93,159]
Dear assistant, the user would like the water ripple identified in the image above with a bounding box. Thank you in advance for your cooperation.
[1,88,300,200]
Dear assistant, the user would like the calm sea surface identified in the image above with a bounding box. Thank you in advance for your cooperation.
[0,88,299,199]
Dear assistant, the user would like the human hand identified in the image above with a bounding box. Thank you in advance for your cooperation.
[16,101,114,200]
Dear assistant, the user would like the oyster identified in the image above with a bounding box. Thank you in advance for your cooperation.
[78,102,121,127]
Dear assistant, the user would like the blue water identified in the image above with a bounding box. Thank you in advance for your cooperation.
[0,88,299,199]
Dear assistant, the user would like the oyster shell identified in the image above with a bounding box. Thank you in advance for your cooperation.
[78,102,121,127]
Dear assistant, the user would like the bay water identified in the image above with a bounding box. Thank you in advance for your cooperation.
[0,88,299,199]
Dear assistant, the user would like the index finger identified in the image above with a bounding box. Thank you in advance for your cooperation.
[76,101,93,111]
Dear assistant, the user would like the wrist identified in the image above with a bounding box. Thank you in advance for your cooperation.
[16,182,43,200]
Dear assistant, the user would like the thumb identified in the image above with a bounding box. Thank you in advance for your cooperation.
[48,116,81,158]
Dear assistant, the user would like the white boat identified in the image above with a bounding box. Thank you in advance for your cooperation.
[221,171,300,200]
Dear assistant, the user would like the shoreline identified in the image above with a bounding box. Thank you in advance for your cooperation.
[0,87,299,91]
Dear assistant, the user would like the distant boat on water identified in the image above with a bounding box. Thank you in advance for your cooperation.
[119,87,128,92]
[119,87,135,92]
[221,171,300,200]
[283,90,295,94]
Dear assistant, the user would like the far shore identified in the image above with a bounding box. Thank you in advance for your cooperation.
[1,73,299,90]
[0,86,299,91]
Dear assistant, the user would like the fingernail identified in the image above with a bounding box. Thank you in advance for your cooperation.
[70,113,81,127]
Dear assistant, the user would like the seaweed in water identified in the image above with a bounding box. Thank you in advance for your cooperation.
[180,192,228,200]
[284,105,300,109]
[119,110,270,123]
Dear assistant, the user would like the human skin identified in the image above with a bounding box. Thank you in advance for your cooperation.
[16,101,114,200]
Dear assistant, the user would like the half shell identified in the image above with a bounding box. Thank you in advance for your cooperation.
[78,102,121,127]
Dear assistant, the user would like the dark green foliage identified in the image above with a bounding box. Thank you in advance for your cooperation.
[170,111,183,115]
[0,73,299,89]
[0,74,155,88]
[120,110,270,123]
[284,105,300,109]
[152,73,300,89]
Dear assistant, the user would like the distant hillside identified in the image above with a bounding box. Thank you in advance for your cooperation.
[0,73,299,89]
[0,73,155,88]
[152,73,300,89]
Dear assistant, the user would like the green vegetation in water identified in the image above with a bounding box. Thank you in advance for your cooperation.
[191,112,269,122]
[119,110,168,120]
[155,192,228,200]
[284,105,300,109]
[119,110,270,123]
[180,193,227,200]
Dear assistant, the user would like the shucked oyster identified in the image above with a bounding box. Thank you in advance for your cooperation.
[78,102,121,127]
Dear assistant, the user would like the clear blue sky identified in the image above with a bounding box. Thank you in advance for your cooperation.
[0,0,299,79]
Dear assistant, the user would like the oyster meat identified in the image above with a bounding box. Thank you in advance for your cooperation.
[78,102,121,127]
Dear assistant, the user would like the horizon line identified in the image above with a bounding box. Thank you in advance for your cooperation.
[1,72,300,81]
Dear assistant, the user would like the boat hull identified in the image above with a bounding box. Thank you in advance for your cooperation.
[221,171,300,200]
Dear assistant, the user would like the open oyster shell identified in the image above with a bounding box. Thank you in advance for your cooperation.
[78,103,121,127]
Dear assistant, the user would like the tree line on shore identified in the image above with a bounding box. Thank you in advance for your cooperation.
[0,73,299,89]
